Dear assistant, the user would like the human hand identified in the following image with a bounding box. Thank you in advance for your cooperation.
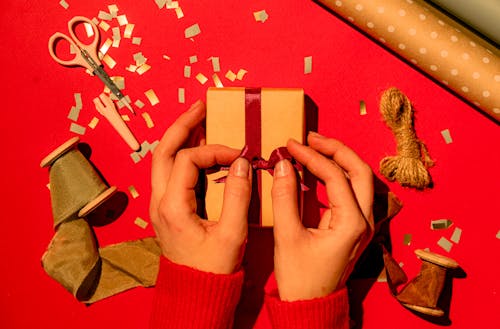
[271,132,374,301]
[150,100,252,274]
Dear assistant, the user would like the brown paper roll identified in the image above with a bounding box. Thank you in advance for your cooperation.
[317,0,500,122]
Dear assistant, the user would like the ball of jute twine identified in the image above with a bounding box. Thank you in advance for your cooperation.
[379,87,434,189]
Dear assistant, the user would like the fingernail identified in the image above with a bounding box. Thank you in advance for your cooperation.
[231,157,250,177]
[188,100,203,112]
[308,131,325,138]
[275,159,290,177]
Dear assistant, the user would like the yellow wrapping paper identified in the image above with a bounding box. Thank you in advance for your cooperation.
[206,87,305,227]
[317,0,500,122]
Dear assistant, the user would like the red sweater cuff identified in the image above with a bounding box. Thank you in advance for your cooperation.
[149,257,244,329]
[265,288,350,329]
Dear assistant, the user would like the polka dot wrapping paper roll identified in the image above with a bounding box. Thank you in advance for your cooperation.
[317,0,500,122]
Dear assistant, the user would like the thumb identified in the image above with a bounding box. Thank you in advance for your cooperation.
[219,157,252,236]
[271,159,303,241]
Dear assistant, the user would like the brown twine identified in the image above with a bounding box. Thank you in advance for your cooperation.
[379,87,434,189]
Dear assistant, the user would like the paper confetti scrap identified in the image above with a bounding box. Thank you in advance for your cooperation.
[111,76,125,90]
[209,57,221,72]
[450,227,462,244]
[74,93,82,109]
[134,217,149,229]
[84,23,94,37]
[166,0,179,9]
[128,185,140,199]
[121,114,130,121]
[134,100,145,108]
[225,70,236,82]
[59,0,69,9]
[175,7,184,19]
[212,74,223,88]
[441,129,453,144]
[163,55,171,60]
[130,140,159,163]
[117,15,128,26]
[185,24,201,38]
[133,52,148,66]
[155,0,167,9]
[431,219,453,230]
[496,230,500,239]
[142,112,155,128]
[236,69,247,80]
[98,11,112,21]
[189,55,198,64]
[99,21,111,32]
[67,106,81,121]
[360,100,367,116]
[124,24,135,38]
[132,37,142,45]
[178,88,185,103]
[304,56,312,74]
[253,10,269,23]
[145,89,159,106]
[99,38,113,56]
[136,63,151,75]
[437,236,453,252]
[102,54,117,69]
[196,73,208,85]
[403,234,412,246]
[88,117,99,129]
[184,65,191,78]
[70,122,86,135]
[108,4,119,17]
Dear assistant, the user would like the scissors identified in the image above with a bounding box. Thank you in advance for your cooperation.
[48,16,134,114]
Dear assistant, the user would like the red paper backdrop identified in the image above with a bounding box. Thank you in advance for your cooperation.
[1,1,498,328]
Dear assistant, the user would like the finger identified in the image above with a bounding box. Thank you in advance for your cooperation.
[287,139,358,217]
[151,101,205,209]
[218,157,252,238]
[271,159,303,241]
[164,145,241,224]
[307,133,374,227]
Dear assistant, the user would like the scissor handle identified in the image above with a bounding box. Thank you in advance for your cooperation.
[48,32,92,69]
[67,16,101,66]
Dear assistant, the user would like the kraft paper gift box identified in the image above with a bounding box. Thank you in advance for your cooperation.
[205,87,305,227]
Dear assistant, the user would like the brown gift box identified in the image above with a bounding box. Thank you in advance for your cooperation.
[205,87,305,227]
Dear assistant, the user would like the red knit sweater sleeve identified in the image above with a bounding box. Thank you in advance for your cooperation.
[264,288,350,329]
[149,257,244,329]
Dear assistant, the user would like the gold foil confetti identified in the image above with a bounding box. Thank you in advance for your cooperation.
[253,10,269,23]
[70,44,78,54]
[431,219,453,230]
[450,227,462,244]
[163,55,171,60]
[136,63,151,75]
[84,23,94,37]
[196,73,208,85]
[121,114,130,121]
[145,89,159,106]
[304,56,312,74]
[59,0,69,9]
[117,15,128,26]
[175,7,184,19]
[74,93,82,109]
[189,55,198,64]
[67,106,81,121]
[138,141,152,157]
[112,39,120,48]
[134,100,145,108]
[132,37,142,45]
[88,117,99,129]
[128,185,140,199]
[111,76,125,90]
[155,0,167,9]
[178,88,185,103]
[124,24,135,38]
[98,21,111,32]
[91,17,99,25]
[441,129,453,144]
[102,54,117,69]
[236,69,247,80]
[212,74,223,88]
[360,100,367,115]
[225,70,236,81]
[184,65,191,78]
[126,64,137,72]
[209,57,220,72]
[99,38,113,56]
[98,10,112,21]
[185,24,201,38]
[142,112,155,128]
[166,0,179,9]
[108,4,119,17]
[70,122,86,135]
[130,152,141,163]
[133,52,147,66]
[134,217,149,229]
[437,237,453,252]
[403,234,412,246]
[496,230,500,239]
[150,140,160,152]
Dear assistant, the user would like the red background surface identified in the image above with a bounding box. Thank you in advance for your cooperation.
[1,0,498,328]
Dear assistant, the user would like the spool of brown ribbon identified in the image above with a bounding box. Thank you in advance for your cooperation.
[40,137,161,303]
[382,246,459,317]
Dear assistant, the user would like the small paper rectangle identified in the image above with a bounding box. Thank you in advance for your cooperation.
[175,7,184,19]
[236,69,247,80]
[163,55,171,60]
[121,114,130,121]
[132,37,142,45]
[117,15,128,26]
[155,0,167,9]
[130,152,141,163]
[84,23,94,37]
[403,234,412,246]
[59,0,69,9]
[111,76,125,90]
[98,10,112,21]
[166,0,179,9]
[112,27,121,41]
[74,93,82,109]
[360,100,367,115]
[431,219,453,230]
[142,112,154,128]
[99,38,113,56]
[437,237,453,252]
[134,217,149,229]
[178,88,185,103]
[196,73,208,85]
[253,10,269,23]
[212,74,223,88]
[304,56,312,74]
[108,4,119,17]
[88,117,99,129]
[128,185,140,199]
[136,63,151,75]
[67,106,81,121]
[209,57,221,72]
[102,54,117,69]
[98,21,111,32]
[189,55,198,64]
[126,64,137,72]
[450,227,462,244]
[70,122,86,135]
[124,24,135,38]
[225,70,236,82]
[441,129,453,144]
[184,65,191,78]
[134,100,145,108]
[133,52,147,66]
[185,24,201,38]
[496,230,500,239]
[112,39,120,48]
[145,89,159,106]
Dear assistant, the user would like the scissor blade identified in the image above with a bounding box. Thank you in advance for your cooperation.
[94,66,135,114]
